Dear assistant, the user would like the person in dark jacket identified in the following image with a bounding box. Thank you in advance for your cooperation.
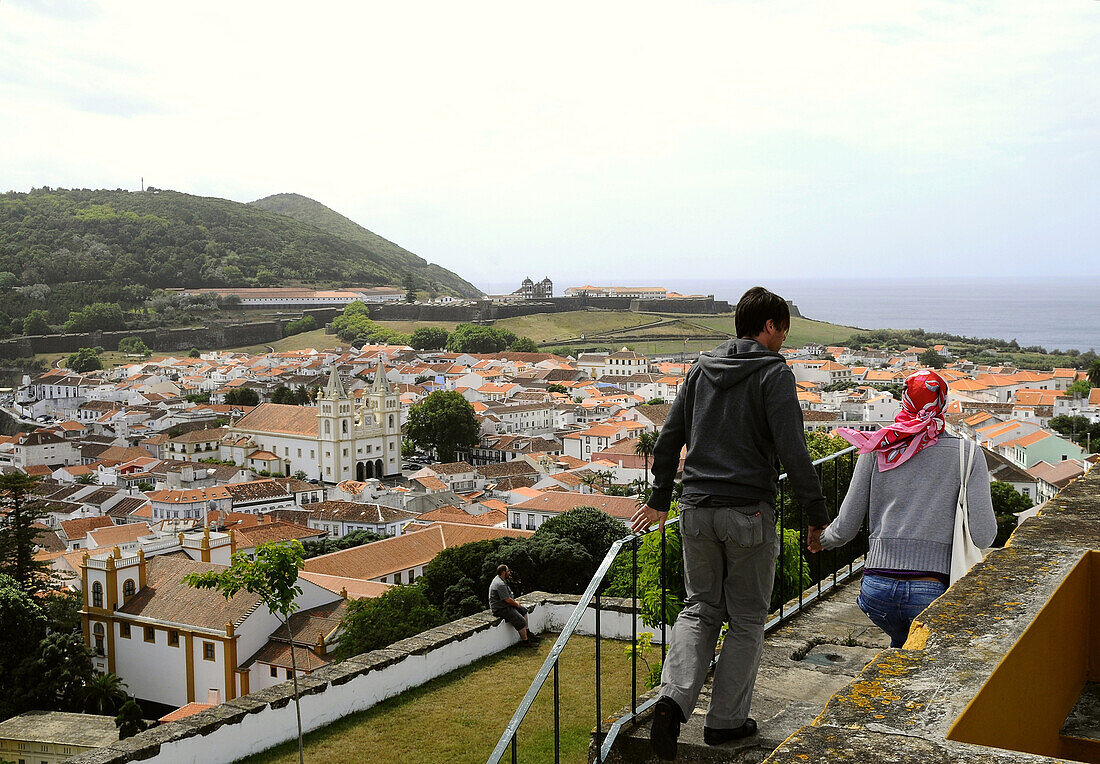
[631,286,828,760]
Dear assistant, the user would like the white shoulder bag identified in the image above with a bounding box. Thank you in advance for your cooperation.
[950,438,985,585]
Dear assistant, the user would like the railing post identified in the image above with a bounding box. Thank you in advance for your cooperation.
[595,591,602,763]
[554,660,560,764]
[816,463,824,597]
[631,536,637,715]
[778,482,785,618]
[660,522,667,660]
[834,457,841,587]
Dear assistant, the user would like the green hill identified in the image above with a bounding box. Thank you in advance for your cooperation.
[0,187,481,331]
[250,193,481,299]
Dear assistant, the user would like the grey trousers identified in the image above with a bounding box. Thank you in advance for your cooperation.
[658,501,778,729]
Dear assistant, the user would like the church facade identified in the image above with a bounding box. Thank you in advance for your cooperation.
[224,364,402,484]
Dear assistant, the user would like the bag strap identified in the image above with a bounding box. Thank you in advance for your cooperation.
[958,437,967,496]
[959,439,976,531]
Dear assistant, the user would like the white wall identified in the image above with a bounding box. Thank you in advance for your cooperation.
[123,597,661,764]
[114,623,194,705]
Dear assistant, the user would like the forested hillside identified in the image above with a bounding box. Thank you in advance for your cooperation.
[250,193,481,298]
[0,187,480,334]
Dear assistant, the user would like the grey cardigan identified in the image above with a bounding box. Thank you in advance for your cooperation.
[820,435,997,574]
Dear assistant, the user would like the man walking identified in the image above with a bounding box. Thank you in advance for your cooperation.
[631,286,829,760]
[489,564,540,646]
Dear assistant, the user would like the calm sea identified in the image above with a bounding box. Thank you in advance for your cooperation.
[482,277,1100,353]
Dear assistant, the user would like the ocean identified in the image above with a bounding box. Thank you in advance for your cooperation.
[484,277,1100,353]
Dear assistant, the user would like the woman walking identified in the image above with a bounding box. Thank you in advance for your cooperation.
[813,370,997,647]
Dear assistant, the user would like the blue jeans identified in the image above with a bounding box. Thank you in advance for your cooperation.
[857,573,946,648]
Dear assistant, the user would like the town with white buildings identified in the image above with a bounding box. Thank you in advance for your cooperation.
[2,336,1097,733]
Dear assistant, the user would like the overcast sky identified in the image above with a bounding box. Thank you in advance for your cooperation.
[2,0,1098,290]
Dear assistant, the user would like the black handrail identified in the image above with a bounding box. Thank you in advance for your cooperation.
[488,445,862,764]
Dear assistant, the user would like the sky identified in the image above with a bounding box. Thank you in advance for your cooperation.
[2,0,1099,291]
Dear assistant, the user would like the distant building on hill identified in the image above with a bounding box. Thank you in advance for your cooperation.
[516,276,553,299]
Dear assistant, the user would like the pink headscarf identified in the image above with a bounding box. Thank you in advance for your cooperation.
[837,370,948,471]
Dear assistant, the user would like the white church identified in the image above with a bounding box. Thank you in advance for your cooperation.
[223,363,402,483]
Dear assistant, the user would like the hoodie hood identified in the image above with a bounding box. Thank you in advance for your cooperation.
[697,338,786,389]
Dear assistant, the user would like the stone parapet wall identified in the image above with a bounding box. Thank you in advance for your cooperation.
[0,321,286,359]
[764,466,1100,764]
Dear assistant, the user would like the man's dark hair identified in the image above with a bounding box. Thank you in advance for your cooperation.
[735,286,790,338]
[497,564,509,576]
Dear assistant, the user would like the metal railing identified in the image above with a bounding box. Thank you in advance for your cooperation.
[487,445,863,764]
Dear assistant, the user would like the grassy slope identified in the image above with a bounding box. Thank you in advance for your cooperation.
[215,311,857,353]
[236,635,645,764]
[249,193,482,298]
[45,311,859,366]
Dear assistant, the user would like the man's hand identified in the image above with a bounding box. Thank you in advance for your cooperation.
[807,525,827,553]
[631,504,668,534]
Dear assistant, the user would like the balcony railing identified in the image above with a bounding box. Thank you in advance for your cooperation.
[487,445,862,764]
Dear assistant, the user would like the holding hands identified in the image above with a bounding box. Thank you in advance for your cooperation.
[807,525,827,553]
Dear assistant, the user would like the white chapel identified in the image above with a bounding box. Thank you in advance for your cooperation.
[223,363,401,483]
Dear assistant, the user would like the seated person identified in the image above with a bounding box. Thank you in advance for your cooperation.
[488,564,539,646]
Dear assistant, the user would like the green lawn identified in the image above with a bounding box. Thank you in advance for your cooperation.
[494,311,655,344]
[236,635,650,764]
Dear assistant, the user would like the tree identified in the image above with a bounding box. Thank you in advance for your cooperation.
[116,698,150,740]
[1049,414,1100,449]
[285,315,317,336]
[31,632,94,712]
[990,481,1033,547]
[486,535,594,596]
[84,672,128,715]
[404,391,479,462]
[63,302,125,333]
[446,324,516,354]
[634,431,659,489]
[508,336,539,353]
[118,336,151,356]
[74,473,99,485]
[547,384,568,394]
[223,387,259,406]
[188,347,201,358]
[22,309,50,335]
[605,509,686,627]
[41,589,83,634]
[184,541,308,764]
[66,347,102,373]
[301,529,384,559]
[1067,379,1092,397]
[409,326,450,351]
[271,385,296,405]
[336,584,445,658]
[918,349,946,369]
[1089,359,1100,387]
[535,507,627,571]
[0,473,49,592]
[0,573,49,719]
[403,272,418,303]
[419,538,510,617]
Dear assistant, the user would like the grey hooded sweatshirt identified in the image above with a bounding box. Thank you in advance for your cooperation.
[648,338,829,527]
